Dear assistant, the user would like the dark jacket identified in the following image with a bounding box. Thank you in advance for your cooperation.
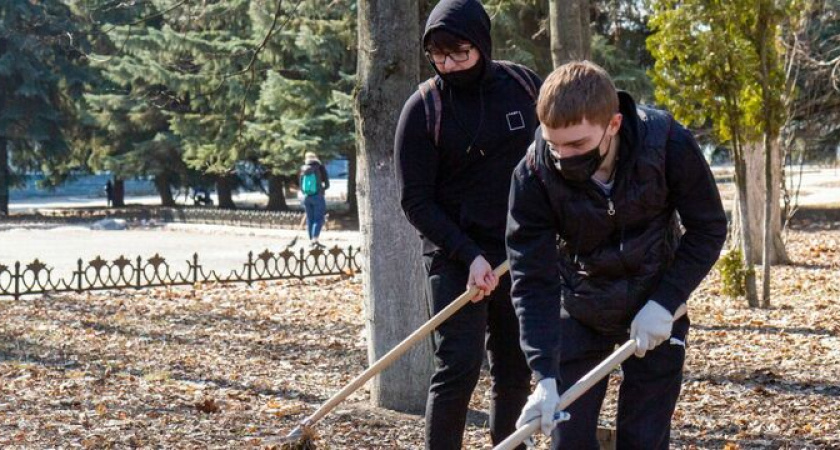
[506,92,727,381]
[395,0,542,265]
[300,160,329,196]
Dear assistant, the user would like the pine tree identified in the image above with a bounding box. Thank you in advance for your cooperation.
[0,0,96,214]
[247,0,356,210]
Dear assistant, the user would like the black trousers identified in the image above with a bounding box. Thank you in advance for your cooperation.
[550,315,687,450]
[424,254,531,450]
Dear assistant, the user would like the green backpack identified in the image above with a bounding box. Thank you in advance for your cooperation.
[301,170,319,196]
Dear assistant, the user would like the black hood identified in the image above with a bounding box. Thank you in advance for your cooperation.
[423,0,493,84]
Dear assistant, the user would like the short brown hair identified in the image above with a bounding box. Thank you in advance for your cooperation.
[537,61,619,129]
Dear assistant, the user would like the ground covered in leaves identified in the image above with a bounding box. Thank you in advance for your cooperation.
[1,227,838,449]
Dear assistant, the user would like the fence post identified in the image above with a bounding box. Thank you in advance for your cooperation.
[136,256,143,289]
[192,253,200,284]
[299,248,306,279]
[13,262,21,300]
[246,251,253,285]
[76,259,84,293]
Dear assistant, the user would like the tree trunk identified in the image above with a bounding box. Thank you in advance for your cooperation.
[742,142,788,268]
[355,0,434,414]
[0,137,8,216]
[266,173,288,211]
[154,174,176,207]
[732,144,759,307]
[757,8,786,308]
[112,178,125,207]
[216,175,236,210]
[549,0,591,67]
[347,145,358,218]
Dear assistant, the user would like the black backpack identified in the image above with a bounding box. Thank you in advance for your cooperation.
[418,61,538,147]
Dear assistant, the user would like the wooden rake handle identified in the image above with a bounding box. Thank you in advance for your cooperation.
[300,260,511,427]
[493,303,688,450]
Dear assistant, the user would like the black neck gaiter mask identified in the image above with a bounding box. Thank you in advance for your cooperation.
[440,60,485,89]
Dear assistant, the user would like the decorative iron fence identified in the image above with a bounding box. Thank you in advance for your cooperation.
[0,246,362,300]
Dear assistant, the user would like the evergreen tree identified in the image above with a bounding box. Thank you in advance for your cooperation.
[0,0,96,214]
[247,0,356,210]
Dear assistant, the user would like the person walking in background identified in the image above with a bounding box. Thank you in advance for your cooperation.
[300,151,329,247]
[104,180,114,208]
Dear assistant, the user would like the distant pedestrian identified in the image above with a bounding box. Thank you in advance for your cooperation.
[300,152,329,247]
[104,180,114,208]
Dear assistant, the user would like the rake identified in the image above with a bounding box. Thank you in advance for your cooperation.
[492,303,688,450]
[267,261,511,449]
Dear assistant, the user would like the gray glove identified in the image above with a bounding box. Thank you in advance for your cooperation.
[630,300,674,357]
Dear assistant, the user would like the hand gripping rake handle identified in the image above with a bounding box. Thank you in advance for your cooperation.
[493,303,688,450]
[293,260,510,432]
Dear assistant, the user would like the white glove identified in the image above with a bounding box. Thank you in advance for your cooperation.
[516,378,570,438]
[630,300,674,358]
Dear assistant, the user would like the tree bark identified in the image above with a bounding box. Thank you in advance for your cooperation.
[215,175,236,210]
[0,137,8,216]
[355,0,433,413]
[549,0,591,67]
[266,173,288,211]
[154,174,176,207]
[347,145,358,217]
[742,142,788,269]
[112,178,125,207]
[732,139,760,308]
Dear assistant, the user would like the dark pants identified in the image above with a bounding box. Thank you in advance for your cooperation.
[424,254,531,450]
[303,194,326,239]
[550,316,686,450]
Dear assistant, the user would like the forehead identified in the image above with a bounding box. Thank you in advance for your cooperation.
[541,118,603,145]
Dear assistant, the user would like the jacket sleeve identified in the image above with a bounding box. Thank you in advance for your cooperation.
[320,165,330,190]
[395,92,483,265]
[506,155,563,381]
[650,122,728,315]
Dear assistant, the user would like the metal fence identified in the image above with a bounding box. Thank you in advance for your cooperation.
[0,246,362,300]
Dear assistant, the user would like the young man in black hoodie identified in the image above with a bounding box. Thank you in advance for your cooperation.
[506,61,727,448]
[394,1,541,448]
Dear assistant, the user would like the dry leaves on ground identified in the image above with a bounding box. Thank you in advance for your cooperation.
[1,229,838,449]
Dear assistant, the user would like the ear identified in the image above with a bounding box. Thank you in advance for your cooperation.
[608,113,623,135]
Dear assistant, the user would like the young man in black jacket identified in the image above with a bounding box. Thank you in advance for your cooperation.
[506,61,726,449]
[394,1,541,448]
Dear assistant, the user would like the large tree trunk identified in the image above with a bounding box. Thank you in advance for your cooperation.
[549,0,591,67]
[112,178,125,207]
[0,138,8,216]
[154,174,176,207]
[355,0,433,414]
[266,173,288,211]
[215,175,236,210]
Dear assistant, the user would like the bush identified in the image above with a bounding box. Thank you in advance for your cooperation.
[715,248,750,298]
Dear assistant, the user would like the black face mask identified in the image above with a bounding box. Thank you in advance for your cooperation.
[440,60,485,89]
[552,128,610,182]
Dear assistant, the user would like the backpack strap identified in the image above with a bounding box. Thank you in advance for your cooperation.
[418,78,443,148]
[418,62,537,147]
[497,60,538,101]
